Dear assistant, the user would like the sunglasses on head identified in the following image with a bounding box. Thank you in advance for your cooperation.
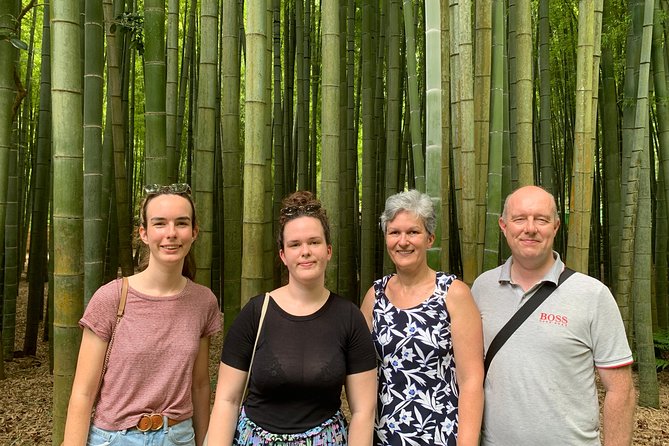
[280,203,321,217]
[143,183,192,196]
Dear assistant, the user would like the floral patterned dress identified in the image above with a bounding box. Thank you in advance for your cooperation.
[372,272,459,446]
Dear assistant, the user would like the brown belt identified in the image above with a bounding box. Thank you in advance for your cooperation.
[136,413,181,432]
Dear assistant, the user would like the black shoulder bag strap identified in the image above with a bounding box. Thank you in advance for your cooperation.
[483,267,575,379]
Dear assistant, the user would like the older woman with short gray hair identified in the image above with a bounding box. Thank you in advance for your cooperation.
[361,189,484,446]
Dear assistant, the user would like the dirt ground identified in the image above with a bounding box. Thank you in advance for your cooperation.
[1,281,668,445]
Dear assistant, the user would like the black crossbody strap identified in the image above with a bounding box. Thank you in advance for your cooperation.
[483,267,575,379]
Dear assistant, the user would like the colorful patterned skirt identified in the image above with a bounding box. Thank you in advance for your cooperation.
[234,407,348,446]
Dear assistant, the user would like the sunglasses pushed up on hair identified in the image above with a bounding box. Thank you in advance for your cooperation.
[143,183,192,196]
[280,203,321,217]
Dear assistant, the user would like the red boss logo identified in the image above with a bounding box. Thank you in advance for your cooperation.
[539,312,569,326]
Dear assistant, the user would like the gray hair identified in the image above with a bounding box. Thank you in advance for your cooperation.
[380,190,437,235]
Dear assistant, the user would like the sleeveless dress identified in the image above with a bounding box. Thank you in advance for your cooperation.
[371,272,459,446]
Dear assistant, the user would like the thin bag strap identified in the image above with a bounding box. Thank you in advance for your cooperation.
[116,277,129,319]
[94,277,129,409]
[483,267,575,379]
[241,292,270,406]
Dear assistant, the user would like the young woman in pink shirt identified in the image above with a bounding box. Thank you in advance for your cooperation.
[62,184,220,446]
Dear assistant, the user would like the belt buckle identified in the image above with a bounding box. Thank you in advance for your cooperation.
[137,413,164,431]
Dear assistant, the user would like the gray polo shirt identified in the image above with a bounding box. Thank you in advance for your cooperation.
[471,253,633,446]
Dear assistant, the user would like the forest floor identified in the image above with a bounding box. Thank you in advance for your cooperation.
[1,279,668,445]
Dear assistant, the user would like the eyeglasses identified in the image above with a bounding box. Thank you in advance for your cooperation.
[143,183,192,196]
[280,203,321,217]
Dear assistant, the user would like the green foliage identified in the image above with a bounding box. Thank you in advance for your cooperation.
[112,12,145,55]
[655,329,669,371]
[601,0,630,84]
[8,37,27,50]
[0,16,28,51]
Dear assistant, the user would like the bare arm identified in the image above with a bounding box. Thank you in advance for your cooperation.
[360,286,375,330]
[191,336,211,446]
[62,328,107,446]
[599,365,635,446]
[345,369,377,446]
[206,363,247,445]
[447,280,484,446]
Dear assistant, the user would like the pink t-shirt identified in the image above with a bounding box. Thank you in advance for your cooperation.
[80,278,221,430]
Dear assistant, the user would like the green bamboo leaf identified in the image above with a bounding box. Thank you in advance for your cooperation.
[9,37,27,50]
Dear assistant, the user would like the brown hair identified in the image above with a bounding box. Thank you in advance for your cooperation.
[277,190,331,251]
[137,185,197,280]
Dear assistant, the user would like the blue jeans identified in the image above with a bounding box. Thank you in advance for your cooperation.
[87,418,195,446]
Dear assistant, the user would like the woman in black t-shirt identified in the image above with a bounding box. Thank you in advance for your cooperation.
[207,191,377,445]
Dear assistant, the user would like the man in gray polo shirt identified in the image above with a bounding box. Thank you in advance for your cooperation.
[471,186,635,445]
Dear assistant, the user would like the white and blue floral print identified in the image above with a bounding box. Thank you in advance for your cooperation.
[372,272,459,446]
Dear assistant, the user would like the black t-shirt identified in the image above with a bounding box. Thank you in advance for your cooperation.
[221,292,377,433]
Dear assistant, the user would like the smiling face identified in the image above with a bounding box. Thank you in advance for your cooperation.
[499,186,560,271]
[279,216,332,284]
[385,210,435,271]
[139,194,198,269]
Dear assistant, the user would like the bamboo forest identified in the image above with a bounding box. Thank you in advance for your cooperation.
[1,0,669,443]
